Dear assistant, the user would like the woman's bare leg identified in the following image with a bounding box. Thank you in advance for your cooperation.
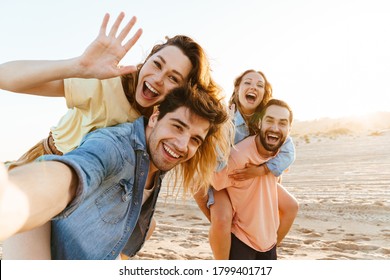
[277,183,299,245]
[209,189,233,260]
[193,187,233,259]
[193,188,211,221]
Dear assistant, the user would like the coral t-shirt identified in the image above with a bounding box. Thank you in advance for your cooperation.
[213,135,279,252]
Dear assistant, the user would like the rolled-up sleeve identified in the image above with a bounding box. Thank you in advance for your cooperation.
[39,130,125,218]
[265,136,296,177]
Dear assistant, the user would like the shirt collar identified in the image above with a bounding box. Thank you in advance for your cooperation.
[235,110,246,126]
[130,116,148,151]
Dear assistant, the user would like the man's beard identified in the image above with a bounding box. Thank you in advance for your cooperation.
[259,129,286,152]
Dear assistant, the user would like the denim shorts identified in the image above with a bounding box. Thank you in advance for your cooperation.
[207,187,215,209]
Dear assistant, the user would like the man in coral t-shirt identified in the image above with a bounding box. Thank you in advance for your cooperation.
[213,99,293,260]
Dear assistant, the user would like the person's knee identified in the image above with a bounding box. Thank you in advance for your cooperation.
[290,196,299,216]
[210,206,232,230]
[283,197,299,219]
[278,186,299,217]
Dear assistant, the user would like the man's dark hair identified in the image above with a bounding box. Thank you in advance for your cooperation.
[157,86,228,137]
[156,85,230,196]
[260,99,293,124]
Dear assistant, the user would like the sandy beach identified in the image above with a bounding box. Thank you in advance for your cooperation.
[1,117,389,260]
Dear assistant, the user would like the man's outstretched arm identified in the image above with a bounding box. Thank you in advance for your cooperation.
[0,161,77,241]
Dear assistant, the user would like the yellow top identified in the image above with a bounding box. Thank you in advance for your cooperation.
[50,77,140,153]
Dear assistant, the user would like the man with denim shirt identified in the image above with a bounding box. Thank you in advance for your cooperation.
[0,86,228,259]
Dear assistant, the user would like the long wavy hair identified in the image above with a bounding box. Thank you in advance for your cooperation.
[121,35,222,117]
[229,69,273,135]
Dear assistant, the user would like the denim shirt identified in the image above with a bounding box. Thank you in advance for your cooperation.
[40,117,164,260]
[234,111,296,176]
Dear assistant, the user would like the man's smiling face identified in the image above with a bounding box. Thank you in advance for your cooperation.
[259,105,291,152]
[146,106,210,172]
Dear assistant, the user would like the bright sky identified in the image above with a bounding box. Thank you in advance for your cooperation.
[1,0,390,161]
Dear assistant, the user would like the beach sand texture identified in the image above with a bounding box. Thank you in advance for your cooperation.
[1,121,389,260]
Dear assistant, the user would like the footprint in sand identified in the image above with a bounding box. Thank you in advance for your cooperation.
[135,252,160,259]
[186,230,208,238]
[379,248,390,255]
[326,253,357,260]
[160,252,183,260]
[169,213,185,218]
[159,248,176,254]
[199,232,208,238]
[281,240,302,248]
[380,229,390,238]
[303,239,318,245]
[179,242,200,249]
[192,222,210,227]
[306,232,323,238]
[333,242,360,251]
[189,228,203,234]
[342,236,370,242]
[327,227,345,234]
[297,228,313,234]
[184,253,212,260]
[171,239,188,244]
[187,215,202,221]
[278,248,295,256]
[297,227,323,237]
[323,241,379,252]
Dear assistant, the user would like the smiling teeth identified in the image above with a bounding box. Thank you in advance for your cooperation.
[268,133,279,139]
[145,82,159,95]
[164,144,180,158]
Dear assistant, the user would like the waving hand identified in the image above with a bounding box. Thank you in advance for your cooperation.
[77,12,143,79]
